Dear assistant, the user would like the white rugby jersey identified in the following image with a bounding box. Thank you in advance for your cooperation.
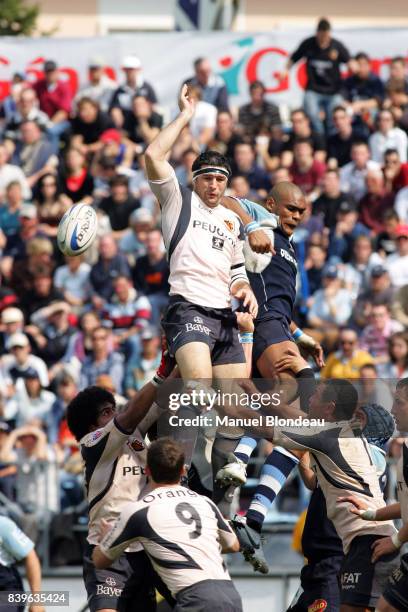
[149,169,247,309]
[397,440,408,524]
[100,485,236,596]
[81,418,150,551]
[273,421,396,553]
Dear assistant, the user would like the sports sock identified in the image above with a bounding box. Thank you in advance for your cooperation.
[246,447,298,533]
[233,436,258,463]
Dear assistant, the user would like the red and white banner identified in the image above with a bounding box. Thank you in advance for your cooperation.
[0,29,407,111]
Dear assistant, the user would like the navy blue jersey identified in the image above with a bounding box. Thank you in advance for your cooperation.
[248,227,297,324]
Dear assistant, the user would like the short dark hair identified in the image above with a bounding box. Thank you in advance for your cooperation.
[66,386,116,441]
[360,363,377,374]
[191,150,231,177]
[384,148,400,158]
[382,209,399,222]
[249,80,265,92]
[332,104,348,115]
[356,52,370,62]
[194,57,205,69]
[396,377,408,397]
[147,437,185,483]
[109,174,129,189]
[317,18,331,31]
[352,140,369,149]
[391,56,405,66]
[320,379,358,420]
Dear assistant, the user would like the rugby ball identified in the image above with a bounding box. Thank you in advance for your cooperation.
[243,219,276,274]
[57,203,98,256]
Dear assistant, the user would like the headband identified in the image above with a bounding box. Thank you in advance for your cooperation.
[192,166,230,181]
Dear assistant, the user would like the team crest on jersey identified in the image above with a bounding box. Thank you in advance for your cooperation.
[128,439,145,452]
[308,600,327,612]
[224,219,234,232]
[212,236,224,250]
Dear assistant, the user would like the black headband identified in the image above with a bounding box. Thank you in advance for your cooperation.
[192,166,230,180]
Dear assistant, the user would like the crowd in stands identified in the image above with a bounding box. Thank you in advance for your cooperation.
[0,18,407,524]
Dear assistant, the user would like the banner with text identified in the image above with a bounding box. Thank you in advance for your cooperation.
[0,29,407,111]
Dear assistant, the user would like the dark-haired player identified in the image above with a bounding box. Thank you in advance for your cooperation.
[66,355,174,612]
[92,437,243,612]
[215,354,400,612]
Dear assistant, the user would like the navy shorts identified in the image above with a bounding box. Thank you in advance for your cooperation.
[340,534,400,608]
[175,579,242,611]
[0,565,24,612]
[382,553,408,611]
[162,296,245,366]
[83,544,164,612]
[253,317,293,363]
[287,556,342,612]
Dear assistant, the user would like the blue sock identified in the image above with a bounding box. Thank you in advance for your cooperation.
[246,447,298,533]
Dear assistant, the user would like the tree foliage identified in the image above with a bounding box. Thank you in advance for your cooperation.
[0,0,39,36]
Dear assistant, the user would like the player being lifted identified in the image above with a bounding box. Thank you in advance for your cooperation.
[212,184,324,568]
[144,85,269,469]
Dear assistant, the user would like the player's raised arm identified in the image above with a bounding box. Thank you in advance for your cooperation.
[144,84,196,182]
[221,195,274,254]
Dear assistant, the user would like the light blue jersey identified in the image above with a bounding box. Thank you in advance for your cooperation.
[0,516,33,567]
[238,198,273,224]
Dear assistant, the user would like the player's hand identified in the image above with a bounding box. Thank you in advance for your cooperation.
[155,336,176,382]
[236,312,254,334]
[233,286,258,318]
[178,84,196,118]
[274,347,307,374]
[371,536,398,563]
[248,229,276,255]
[337,495,369,515]
[296,334,325,368]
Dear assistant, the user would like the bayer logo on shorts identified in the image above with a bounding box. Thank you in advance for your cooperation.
[194,316,203,324]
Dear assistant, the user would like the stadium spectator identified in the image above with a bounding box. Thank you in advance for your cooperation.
[3,87,51,145]
[352,265,395,329]
[0,307,25,356]
[13,368,56,428]
[132,228,169,324]
[79,326,124,392]
[110,55,157,127]
[229,174,259,202]
[12,120,57,189]
[28,301,74,368]
[0,143,31,201]
[122,94,163,151]
[360,302,403,362]
[343,52,385,126]
[59,147,94,204]
[0,181,24,240]
[385,223,408,287]
[369,108,408,163]
[70,97,114,157]
[385,56,408,100]
[20,270,64,321]
[186,86,217,149]
[125,325,161,396]
[206,111,242,160]
[53,254,91,309]
[75,56,117,112]
[33,173,69,238]
[327,105,367,168]
[340,140,381,201]
[281,109,326,166]
[9,236,54,302]
[357,363,394,409]
[374,209,399,256]
[99,174,141,239]
[2,332,49,388]
[358,168,394,233]
[33,59,72,144]
[282,18,350,134]
[307,263,353,330]
[1,205,44,281]
[304,244,327,296]
[290,139,326,197]
[63,310,102,366]
[231,142,271,197]
[238,80,281,138]
[339,234,382,300]
[89,233,130,306]
[175,148,196,187]
[377,331,408,378]
[101,275,151,359]
[321,328,374,379]
[383,147,408,193]
[312,169,355,229]
[119,207,152,263]
[185,57,229,111]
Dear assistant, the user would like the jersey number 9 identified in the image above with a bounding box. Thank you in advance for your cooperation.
[175,502,202,539]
